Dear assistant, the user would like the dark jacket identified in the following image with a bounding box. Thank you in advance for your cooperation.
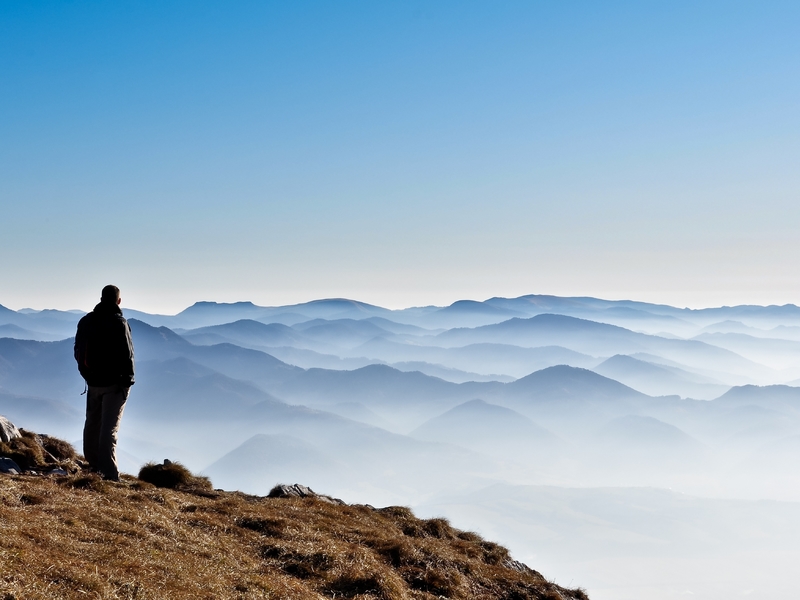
[74,302,135,387]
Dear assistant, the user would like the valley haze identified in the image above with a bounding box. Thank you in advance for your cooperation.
[3,293,800,599]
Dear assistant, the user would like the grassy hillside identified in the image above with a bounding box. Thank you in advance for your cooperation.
[0,471,587,600]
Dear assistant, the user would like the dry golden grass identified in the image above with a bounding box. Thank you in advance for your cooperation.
[0,472,588,600]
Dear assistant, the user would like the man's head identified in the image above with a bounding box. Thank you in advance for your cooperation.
[101,285,121,306]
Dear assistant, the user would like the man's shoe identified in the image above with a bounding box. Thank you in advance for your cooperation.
[102,473,120,482]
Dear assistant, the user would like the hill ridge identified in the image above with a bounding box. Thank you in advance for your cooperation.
[0,465,588,599]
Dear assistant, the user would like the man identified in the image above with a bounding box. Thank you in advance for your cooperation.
[74,285,135,481]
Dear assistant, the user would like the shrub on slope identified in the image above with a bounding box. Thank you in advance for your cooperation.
[138,459,212,491]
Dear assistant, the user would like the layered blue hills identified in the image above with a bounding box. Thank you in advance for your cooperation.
[2,293,800,503]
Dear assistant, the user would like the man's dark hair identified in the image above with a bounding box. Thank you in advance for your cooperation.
[101,285,120,304]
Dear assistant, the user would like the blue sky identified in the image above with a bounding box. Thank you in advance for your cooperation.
[2,1,799,313]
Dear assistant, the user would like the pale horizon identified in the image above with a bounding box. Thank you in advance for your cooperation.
[4,287,800,316]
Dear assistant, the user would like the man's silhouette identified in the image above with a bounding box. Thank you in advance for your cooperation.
[74,285,135,481]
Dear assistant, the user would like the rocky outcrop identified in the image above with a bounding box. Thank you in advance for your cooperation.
[0,457,22,474]
[0,415,21,443]
[267,483,346,505]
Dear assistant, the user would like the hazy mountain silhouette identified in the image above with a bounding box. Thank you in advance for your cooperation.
[259,345,376,371]
[484,296,697,333]
[693,332,800,369]
[594,414,704,450]
[437,313,769,379]
[179,319,311,349]
[204,433,350,493]
[126,298,396,330]
[274,363,487,412]
[0,390,81,436]
[322,402,396,430]
[505,365,645,402]
[712,404,800,451]
[483,294,676,315]
[275,298,393,320]
[0,324,63,342]
[594,354,730,399]
[0,306,81,338]
[588,306,692,326]
[0,337,83,403]
[699,320,767,335]
[129,357,287,421]
[482,295,800,329]
[714,384,800,414]
[360,317,438,335]
[353,337,595,378]
[127,319,195,359]
[696,304,800,327]
[128,319,302,389]
[389,361,514,383]
[492,365,653,434]
[417,300,529,328]
[411,399,562,455]
[768,325,800,342]
[292,318,395,348]
[436,314,641,352]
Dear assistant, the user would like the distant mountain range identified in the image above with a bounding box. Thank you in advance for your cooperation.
[2,293,800,502]
[5,293,800,335]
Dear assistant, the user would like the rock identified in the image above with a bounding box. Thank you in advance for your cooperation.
[0,457,22,475]
[503,558,540,576]
[0,415,21,443]
[267,483,345,505]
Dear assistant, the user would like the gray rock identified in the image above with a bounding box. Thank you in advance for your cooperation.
[0,415,21,443]
[0,457,22,475]
[267,483,345,505]
[503,558,540,576]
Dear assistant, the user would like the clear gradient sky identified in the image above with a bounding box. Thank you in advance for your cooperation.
[2,1,799,313]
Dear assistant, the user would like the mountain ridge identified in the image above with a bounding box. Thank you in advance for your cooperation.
[0,457,589,600]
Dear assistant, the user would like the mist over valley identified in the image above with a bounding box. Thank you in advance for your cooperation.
[3,293,800,599]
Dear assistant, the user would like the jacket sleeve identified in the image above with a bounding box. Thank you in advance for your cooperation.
[119,319,136,387]
[74,316,89,380]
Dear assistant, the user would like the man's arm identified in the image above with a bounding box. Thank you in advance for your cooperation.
[74,315,90,380]
[118,318,135,387]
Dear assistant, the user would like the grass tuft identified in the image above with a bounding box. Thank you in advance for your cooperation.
[39,434,78,461]
[19,493,46,506]
[59,473,109,492]
[137,460,212,491]
[235,516,286,537]
[0,430,80,472]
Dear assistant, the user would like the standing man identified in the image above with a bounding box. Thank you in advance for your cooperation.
[74,285,135,481]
